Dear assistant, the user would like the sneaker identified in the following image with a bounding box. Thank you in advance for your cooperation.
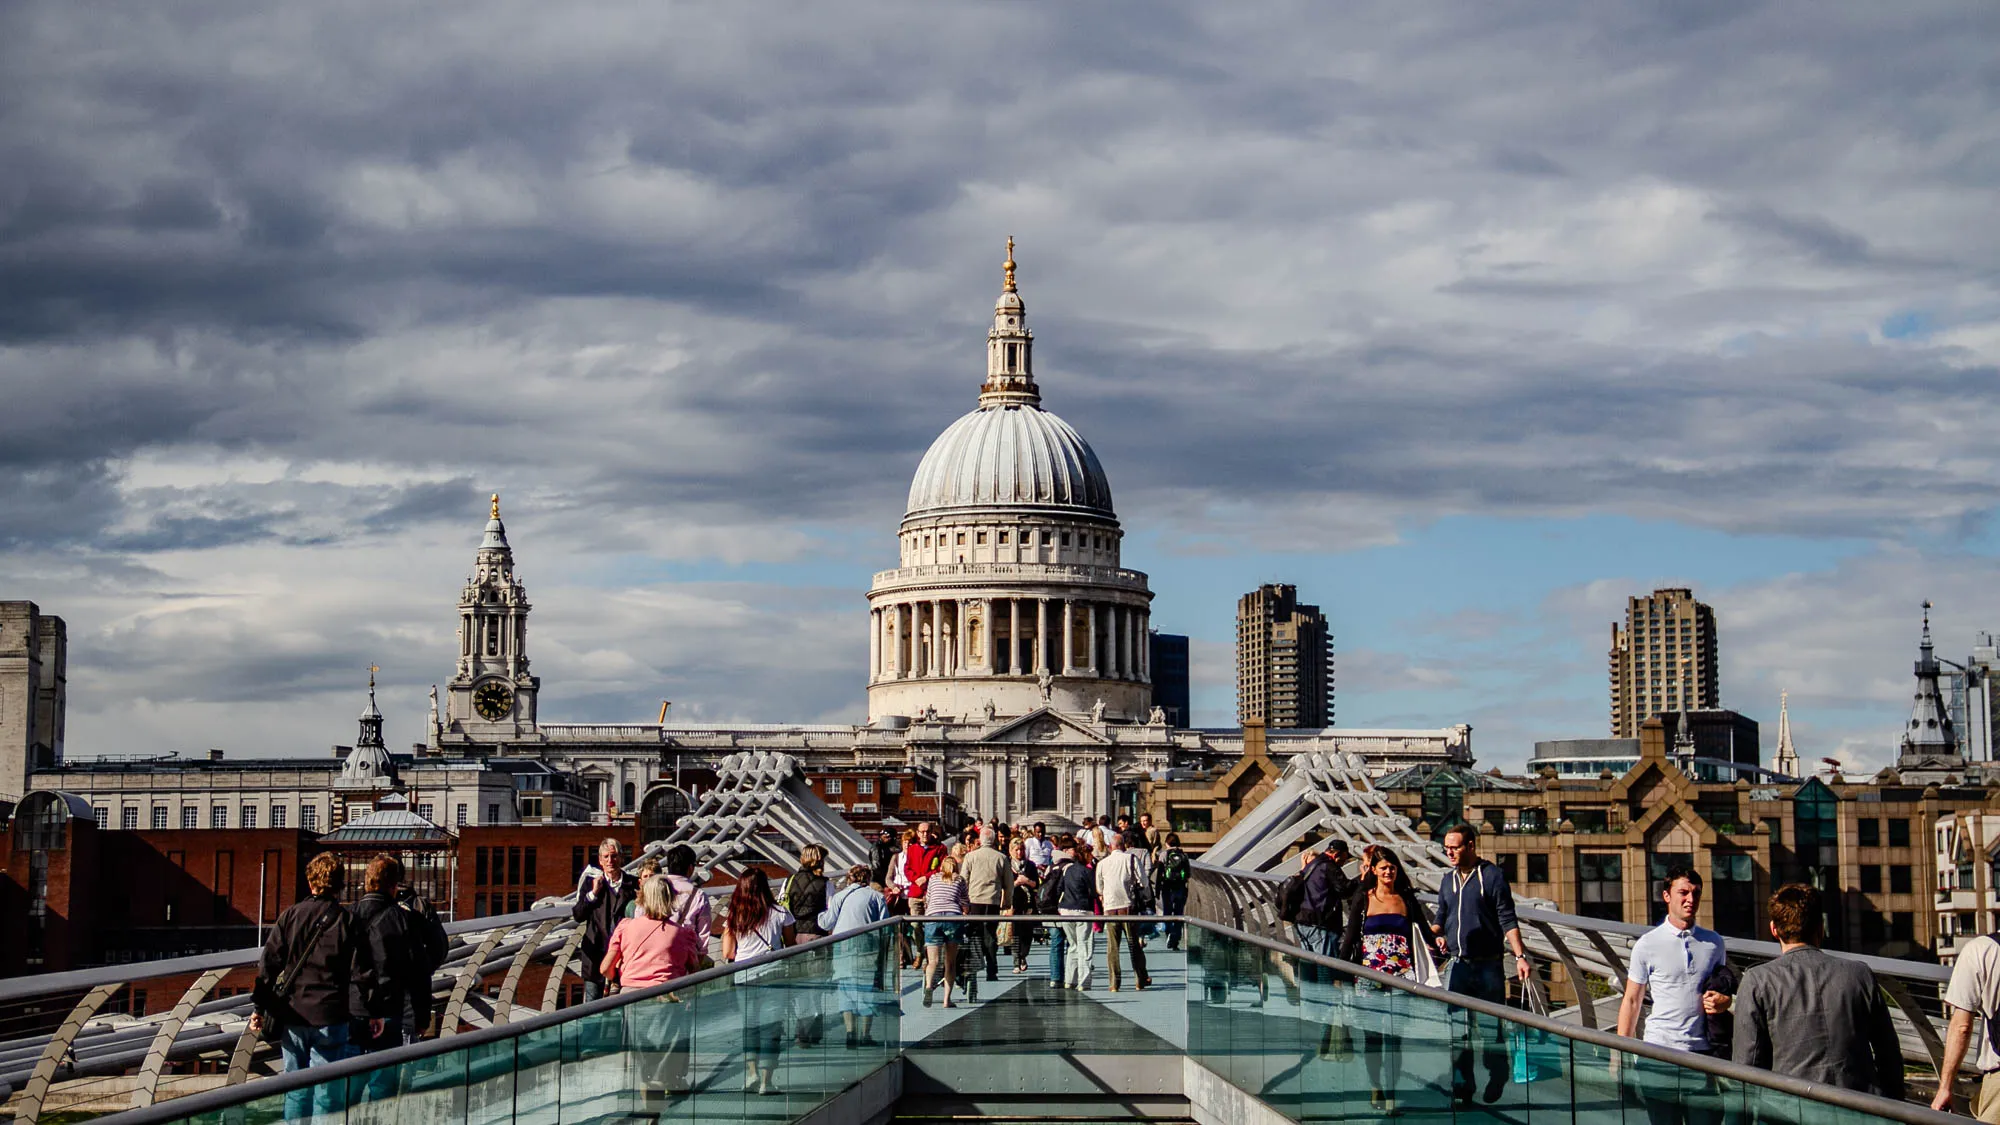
[922,986,934,1008]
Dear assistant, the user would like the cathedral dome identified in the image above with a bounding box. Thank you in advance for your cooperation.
[905,404,1114,519]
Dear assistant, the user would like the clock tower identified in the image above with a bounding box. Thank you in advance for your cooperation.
[443,494,541,746]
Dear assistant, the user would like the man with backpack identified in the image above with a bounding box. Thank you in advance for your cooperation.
[250,853,371,1119]
[1154,833,1194,951]
[350,855,436,1053]
[1289,840,1354,963]
[394,881,449,1037]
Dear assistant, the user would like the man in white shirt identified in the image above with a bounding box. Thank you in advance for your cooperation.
[1025,822,1054,869]
[1617,865,1729,1124]
[1935,929,2000,1120]
[1095,834,1152,991]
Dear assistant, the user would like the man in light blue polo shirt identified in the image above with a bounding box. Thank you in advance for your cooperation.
[1617,865,1731,1125]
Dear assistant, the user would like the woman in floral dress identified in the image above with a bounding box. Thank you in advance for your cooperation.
[1339,845,1438,1115]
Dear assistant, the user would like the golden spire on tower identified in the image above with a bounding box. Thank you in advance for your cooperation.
[1003,236,1016,293]
[490,493,501,520]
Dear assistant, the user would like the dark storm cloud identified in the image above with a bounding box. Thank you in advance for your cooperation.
[4,0,2000,752]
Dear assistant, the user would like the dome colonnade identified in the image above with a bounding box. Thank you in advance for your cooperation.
[866,242,1155,723]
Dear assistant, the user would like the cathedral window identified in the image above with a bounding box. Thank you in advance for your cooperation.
[1061,532,1070,546]
[956,533,965,545]
[976,531,987,544]
[999,531,1009,544]
[1006,342,1020,371]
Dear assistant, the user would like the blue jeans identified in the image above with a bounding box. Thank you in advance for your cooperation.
[1161,886,1188,948]
[1047,922,1067,983]
[1445,957,1509,1096]
[1295,922,1338,985]
[280,1023,352,1119]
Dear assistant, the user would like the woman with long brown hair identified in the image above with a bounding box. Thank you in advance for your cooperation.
[723,870,795,1096]
[1339,845,1439,1115]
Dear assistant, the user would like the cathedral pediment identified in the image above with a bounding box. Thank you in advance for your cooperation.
[977,707,1111,746]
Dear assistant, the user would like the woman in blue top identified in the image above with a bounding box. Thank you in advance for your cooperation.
[818,864,891,1048]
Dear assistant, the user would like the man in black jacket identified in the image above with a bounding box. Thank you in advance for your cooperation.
[351,854,435,1051]
[251,853,371,1119]
[1293,841,1354,965]
[571,838,636,1001]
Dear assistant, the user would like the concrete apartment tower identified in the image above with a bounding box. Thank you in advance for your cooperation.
[1609,587,1719,738]
[0,601,66,801]
[1236,584,1333,728]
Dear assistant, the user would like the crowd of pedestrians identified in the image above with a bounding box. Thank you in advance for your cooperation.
[248,852,449,1118]
[1271,825,1913,1117]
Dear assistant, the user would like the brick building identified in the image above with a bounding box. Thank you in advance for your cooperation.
[1424,719,1990,958]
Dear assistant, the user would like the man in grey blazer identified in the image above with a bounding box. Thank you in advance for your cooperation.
[1732,883,1904,1099]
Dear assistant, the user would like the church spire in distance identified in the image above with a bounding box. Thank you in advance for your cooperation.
[1774,690,1800,777]
[980,236,1040,408]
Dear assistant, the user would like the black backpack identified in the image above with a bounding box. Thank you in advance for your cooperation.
[1277,872,1307,924]
[397,891,449,977]
[1037,863,1069,913]
[1158,848,1191,887]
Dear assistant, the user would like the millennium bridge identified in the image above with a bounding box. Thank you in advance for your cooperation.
[0,752,1968,1125]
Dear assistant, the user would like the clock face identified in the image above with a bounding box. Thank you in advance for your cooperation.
[473,681,515,720]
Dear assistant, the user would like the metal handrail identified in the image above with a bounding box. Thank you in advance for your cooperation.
[1183,916,1961,1125]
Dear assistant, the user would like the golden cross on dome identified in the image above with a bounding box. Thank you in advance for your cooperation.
[1003,236,1017,292]
[368,664,380,689]
[490,493,501,520]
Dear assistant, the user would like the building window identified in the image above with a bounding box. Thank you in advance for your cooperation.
[271,806,287,828]
[301,805,319,832]
[457,804,469,827]
[1577,853,1622,922]
[1890,865,1913,895]
[1860,865,1882,894]
[473,893,487,918]
[487,803,500,825]
[1527,853,1550,884]
[210,806,227,829]
[476,847,489,886]
[1859,819,1880,847]
[886,779,901,795]
[1169,806,1214,833]
[857,778,875,796]
[998,531,1009,544]
[1891,911,1915,943]
[241,806,257,829]
[1889,819,1912,848]
[151,807,168,830]
[1496,854,1518,884]
[976,532,987,544]
[418,803,434,822]
[525,847,537,885]
[573,846,588,883]
[122,807,139,830]
[826,779,843,795]
[94,807,108,830]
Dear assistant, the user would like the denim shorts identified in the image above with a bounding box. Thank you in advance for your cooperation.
[924,921,963,946]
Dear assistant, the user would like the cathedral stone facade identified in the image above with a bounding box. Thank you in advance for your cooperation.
[413,246,1472,828]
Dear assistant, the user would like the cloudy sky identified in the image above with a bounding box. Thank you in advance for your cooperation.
[5,1,1999,772]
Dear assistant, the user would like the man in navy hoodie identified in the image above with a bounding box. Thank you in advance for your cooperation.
[1434,823,1530,1104]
